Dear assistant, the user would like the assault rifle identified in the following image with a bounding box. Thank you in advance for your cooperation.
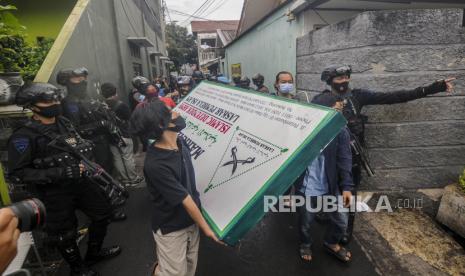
[47,136,129,207]
[348,132,375,177]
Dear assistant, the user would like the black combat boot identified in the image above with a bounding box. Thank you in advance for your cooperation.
[85,239,121,265]
[56,237,99,276]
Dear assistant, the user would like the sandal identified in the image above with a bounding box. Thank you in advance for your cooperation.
[299,246,313,263]
[323,242,351,263]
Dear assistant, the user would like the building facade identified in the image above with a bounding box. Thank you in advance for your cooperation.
[34,0,169,99]
[191,20,238,75]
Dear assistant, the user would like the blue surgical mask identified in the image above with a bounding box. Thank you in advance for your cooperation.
[279,83,294,94]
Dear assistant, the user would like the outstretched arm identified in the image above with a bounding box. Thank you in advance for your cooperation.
[358,78,455,106]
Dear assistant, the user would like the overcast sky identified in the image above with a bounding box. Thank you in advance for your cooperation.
[165,0,244,29]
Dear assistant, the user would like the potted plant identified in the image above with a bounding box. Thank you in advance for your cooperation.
[436,169,465,238]
[0,4,26,105]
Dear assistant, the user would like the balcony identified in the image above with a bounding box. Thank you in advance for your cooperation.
[199,48,218,66]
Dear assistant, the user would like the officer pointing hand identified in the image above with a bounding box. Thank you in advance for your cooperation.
[444,77,456,92]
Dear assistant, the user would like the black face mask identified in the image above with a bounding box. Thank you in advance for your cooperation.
[34,104,62,118]
[167,116,186,132]
[253,80,264,87]
[67,80,88,98]
[332,81,350,94]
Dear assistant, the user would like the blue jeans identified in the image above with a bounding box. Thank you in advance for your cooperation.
[298,195,348,248]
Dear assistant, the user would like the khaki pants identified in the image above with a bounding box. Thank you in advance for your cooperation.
[109,137,138,182]
[153,224,200,276]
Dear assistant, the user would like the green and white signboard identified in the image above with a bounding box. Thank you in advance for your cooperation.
[174,81,346,245]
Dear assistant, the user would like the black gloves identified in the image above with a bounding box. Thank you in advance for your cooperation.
[61,164,82,180]
[423,80,448,95]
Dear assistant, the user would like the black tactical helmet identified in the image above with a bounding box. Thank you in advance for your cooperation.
[131,76,150,90]
[240,76,250,87]
[15,83,65,107]
[192,70,204,80]
[56,67,89,86]
[321,65,352,85]
[252,73,264,83]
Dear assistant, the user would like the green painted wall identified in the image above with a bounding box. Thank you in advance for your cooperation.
[224,3,305,92]
[7,0,77,44]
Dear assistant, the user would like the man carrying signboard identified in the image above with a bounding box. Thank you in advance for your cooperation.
[129,101,224,276]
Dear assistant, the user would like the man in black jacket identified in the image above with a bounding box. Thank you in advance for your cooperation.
[57,68,114,173]
[57,68,127,222]
[320,65,455,243]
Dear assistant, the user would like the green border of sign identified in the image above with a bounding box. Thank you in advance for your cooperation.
[175,81,346,245]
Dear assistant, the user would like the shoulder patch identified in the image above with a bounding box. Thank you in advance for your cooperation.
[13,137,29,154]
[67,103,79,114]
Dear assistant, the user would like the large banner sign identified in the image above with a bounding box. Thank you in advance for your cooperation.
[174,81,346,245]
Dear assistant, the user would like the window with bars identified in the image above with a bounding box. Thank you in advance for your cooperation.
[129,43,141,59]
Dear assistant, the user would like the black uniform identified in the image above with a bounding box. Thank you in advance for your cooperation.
[62,97,114,173]
[325,80,448,184]
[8,116,112,272]
[324,80,448,242]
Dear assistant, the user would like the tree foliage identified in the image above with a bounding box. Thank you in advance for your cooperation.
[0,4,54,81]
[165,23,197,71]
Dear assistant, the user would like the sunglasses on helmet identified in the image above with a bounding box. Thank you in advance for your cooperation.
[38,89,66,102]
[335,65,351,75]
[71,67,89,77]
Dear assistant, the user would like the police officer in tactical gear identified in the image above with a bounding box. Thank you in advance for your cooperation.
[56,68,113,171]
[232,76,241,88]
[320,64,455,244]
[239,76,252,90]
[252,73,270,93]
[8,83,121,276]
[191,70,204,86]
[129,76,150,110]
[132,76,150,92]
[57,67,127,222]
[177,76,192,100]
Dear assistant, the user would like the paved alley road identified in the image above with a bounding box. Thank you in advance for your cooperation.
[57,187,378,276]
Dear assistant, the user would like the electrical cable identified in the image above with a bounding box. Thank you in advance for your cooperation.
[179,0,214,25]
[170,8,238,25]
[203,0,229,18]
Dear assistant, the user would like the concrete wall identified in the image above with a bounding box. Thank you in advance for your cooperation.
[224,2,356,91]
[296,8,465,191]
[47,0,166,99]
